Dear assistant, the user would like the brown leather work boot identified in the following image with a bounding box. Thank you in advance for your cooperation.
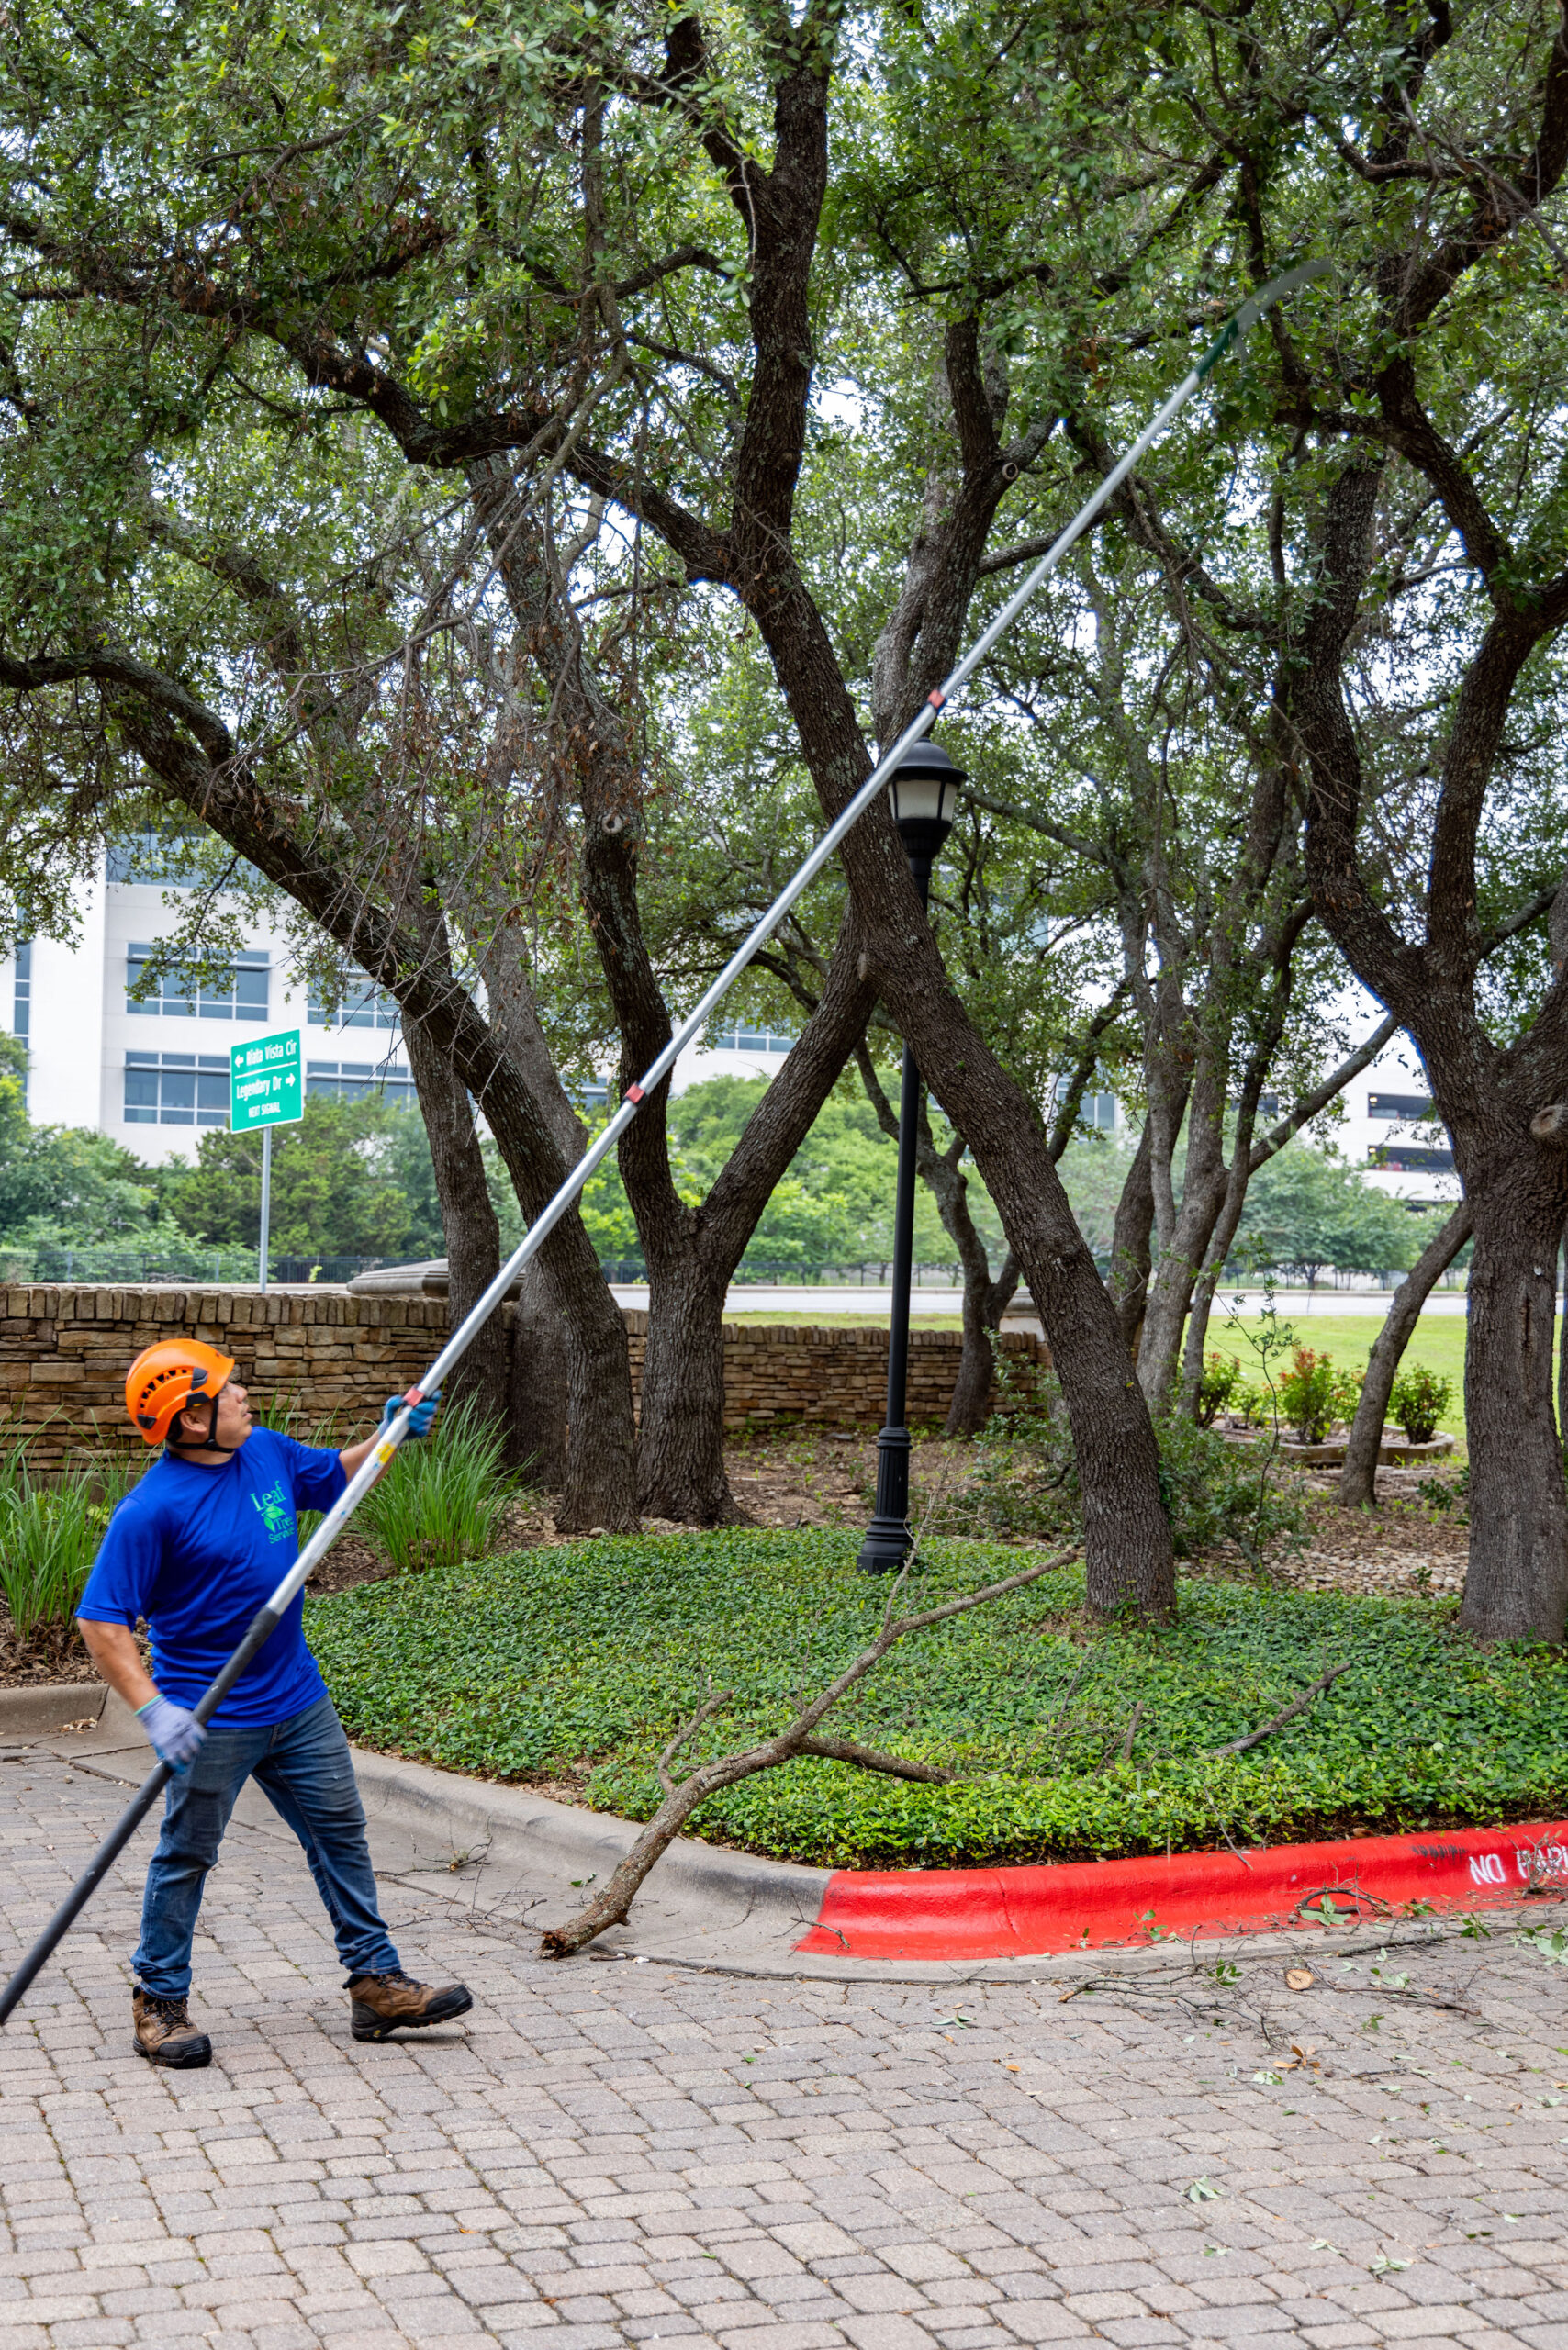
[347,1968,474,2042]
[132,1988,212,2068]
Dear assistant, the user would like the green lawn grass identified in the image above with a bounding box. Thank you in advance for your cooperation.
[308,1529,1568,1869]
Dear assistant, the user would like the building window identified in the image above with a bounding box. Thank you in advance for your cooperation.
[107,829,205,887]
[1371,1145,1454,1173]
[11,941,30,1103]
[125,1052,230,1126]
[1368,1091,1435,1120]
[127,944,268,1021]
[707,1022,794,1055]
[308,979,399,1030]
[306,1060,416,1109]
[1054,1074,1118,1134]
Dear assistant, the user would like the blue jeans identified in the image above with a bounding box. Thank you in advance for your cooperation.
[134,1695,400,1998]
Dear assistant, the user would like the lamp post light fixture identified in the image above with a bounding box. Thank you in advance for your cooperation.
[857,738,967,1574]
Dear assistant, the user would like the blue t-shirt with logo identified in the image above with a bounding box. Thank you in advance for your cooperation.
[77,1428,347,1728]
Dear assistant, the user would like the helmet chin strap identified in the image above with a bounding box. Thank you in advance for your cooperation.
[166,1387,244,1455]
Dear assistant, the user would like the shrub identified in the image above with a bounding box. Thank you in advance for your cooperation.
[360,1399,523,1573]
[1277,1347,1361,1444]
[1155,1412,1306,1565]
[1196,1353,1245,1427]
[1390,1362,1453,1445]
[942,1375,1303,1567]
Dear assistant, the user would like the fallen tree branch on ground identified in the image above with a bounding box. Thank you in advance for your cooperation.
[1211,1664,1351,1757]
[539,1547,1076,1956]
[795,1734,955,1784]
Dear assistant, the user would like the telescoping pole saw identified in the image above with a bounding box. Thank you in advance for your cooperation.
[0,261,1326,2030]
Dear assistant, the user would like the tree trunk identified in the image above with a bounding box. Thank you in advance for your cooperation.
[400,987,509,1433]
[1338,1199,1473,1509]
[849,1046,1018,1439]
[1137,1065,1230,1415]
[508,1259,568,1486]
[946,1239,1020,1439]
[634,1251,737,1523]
[1108,1121,1160,1357]
[1560,1234,1568,1457]
[1458,1171,1568,1641]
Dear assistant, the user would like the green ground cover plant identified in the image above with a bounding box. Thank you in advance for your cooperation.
[306,1529,1568,1869]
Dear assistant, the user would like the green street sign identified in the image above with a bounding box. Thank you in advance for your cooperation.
[230,1028,303,1132]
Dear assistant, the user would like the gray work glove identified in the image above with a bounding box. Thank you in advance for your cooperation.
[136,1695,207,1772]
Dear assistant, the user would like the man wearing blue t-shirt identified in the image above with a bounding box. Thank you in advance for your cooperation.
[76,1337,473,2068]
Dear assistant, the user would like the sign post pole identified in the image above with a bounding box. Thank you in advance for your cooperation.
[230,1028,303,1291]
[259,1125,273,1294]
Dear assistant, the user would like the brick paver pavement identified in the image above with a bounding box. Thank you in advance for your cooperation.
[3,1752,1567,2350]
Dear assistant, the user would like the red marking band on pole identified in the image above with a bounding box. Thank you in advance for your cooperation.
[794,1817,1568,1961]
[403,1387,424,1406]
[624,1084,645,1102]
[927,689,946,709]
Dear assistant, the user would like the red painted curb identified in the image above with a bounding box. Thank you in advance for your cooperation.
[794,1818,1568,1960]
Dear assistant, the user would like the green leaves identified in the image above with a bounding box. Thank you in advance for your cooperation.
[306,1531,1568,1870]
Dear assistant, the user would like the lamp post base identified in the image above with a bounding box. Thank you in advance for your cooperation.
[857,1424,913,1573]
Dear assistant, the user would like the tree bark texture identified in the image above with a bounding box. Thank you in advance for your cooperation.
[1108,1119,1160,1358]
[508,1259,569,1487]
[1338,1199,1473,1510]
[399,999,509,1432]
[1458,1171,1568,1639]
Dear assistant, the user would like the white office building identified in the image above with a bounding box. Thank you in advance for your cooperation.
[0,848,800,1161]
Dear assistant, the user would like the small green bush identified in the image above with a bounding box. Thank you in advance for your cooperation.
[360,1398,523,1573]
[1196,1353,1246,1427]
[945,1374,1302,1567]
[1155,1413,1306,1563]
[1277,1347,1361,1444]
[1390,1362,1453,1445]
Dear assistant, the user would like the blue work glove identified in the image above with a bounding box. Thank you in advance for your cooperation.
[382,1389,442,1440]
[136,1695,207,1772]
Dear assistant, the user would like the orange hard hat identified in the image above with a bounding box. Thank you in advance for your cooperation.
[125,1338,237,1447]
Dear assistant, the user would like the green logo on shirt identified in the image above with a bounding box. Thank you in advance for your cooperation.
[252,1482,294,1542]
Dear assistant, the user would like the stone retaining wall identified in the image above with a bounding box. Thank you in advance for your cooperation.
[1,1285,1049,1470]
[620,1312,1048,1430]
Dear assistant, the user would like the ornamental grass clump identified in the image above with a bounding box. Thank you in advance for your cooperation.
[361,1398,523,1574]
[0,1445,135,1644]
[1390,1363,1453,1445]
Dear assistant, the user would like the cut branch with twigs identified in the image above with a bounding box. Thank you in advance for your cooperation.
[1210,1665,1351,1757]
[795,1733,955,1785]
[538,1547,1077,1956]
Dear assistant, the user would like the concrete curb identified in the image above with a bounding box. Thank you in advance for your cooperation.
[0,1682,107,1742]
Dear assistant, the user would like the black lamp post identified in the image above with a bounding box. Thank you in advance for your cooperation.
[857,737,967,1574]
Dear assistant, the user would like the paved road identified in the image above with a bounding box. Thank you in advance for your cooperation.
[606,1286,1477,1323]
[3,1753,1567,2350]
